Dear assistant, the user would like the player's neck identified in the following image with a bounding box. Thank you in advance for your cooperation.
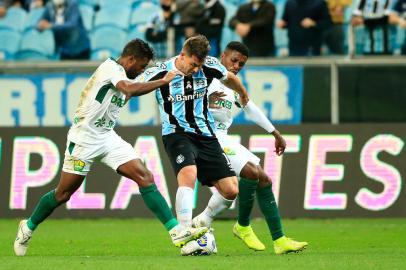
[174,57,185,76]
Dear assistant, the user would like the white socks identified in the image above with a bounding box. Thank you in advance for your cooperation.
[176,186,194,229]
[199,192,234,227]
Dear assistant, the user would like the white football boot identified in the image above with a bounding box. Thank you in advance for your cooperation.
[170,226,208,247]
[14,220,33,256]
[191,213,211,228]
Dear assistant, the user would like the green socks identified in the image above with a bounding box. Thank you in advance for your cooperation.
[140,184,178,231]
[257,184,284,240]
[26,185,178,232]
[237,177,259,226]
[27,190,60,231]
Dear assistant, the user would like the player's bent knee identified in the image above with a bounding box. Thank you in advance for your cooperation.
[135,169,154,188]
[222,185,239,200]
[241,162,260,180]
[54,189,72,204]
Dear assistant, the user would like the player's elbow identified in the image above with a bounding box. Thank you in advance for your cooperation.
[116,81,133,97]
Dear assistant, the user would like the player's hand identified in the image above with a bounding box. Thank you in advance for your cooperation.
[351,16,363,26]
[208,91,226,108]
[37,19,52,31]
[162,70,179,84]
[277,20,286,29]
[400,18,406,28]
[272,130,286,156]
[236,23,251,38]
[301,18,316,28]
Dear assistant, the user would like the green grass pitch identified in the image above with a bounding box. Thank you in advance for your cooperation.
[1,218,405,270]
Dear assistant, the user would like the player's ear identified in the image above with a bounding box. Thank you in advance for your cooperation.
[220,52,226,62]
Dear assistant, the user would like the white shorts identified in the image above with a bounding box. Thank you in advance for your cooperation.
[62,131,139,176]
[215,132,260,176]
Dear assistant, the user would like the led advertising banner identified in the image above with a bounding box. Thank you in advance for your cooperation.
[0,66,303,127]
[0,124,405,218]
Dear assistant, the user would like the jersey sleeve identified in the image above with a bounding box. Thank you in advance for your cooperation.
[207,78,220,96]
[108,60,129,87]
[134,64,168,83]
[202,56,228,81]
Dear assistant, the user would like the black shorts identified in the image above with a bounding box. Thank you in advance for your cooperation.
[162,132,236,186]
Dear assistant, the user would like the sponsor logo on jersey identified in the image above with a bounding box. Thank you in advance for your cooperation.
[111,95,125,107]
[167,92,205,103]
[217,123,227,130]
[214,99,232,109]
[73,159,85,172]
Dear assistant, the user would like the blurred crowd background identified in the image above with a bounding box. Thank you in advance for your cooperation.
[0,0,405,61]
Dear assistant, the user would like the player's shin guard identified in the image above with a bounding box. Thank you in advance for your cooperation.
[237,178,259,226]
[257,184,284,240]
[140,184,179,231]
[27,190,60,231]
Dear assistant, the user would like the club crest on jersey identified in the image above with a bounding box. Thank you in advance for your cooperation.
[195,79,205,87]
[176,154,185,164]
[223,147,236,155]
[73,159,85,172]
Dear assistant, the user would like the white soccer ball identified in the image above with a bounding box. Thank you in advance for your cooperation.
[196,229,217,255]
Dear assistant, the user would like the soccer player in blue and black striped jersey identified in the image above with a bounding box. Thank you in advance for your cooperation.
[137,35,249,235]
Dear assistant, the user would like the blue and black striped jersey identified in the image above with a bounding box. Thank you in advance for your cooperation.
[137,56,228,136]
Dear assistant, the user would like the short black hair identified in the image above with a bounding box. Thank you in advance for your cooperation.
[183,35,211,61]
[122,39,154,60]
[225,41,249,57]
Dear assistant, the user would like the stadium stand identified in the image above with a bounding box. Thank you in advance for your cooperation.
[0,6,26,32]
[90,26,127,60]
[0,29,21,60]
[15,29,55,61]
[23,7,45,32]
[94,5,131,31]
[79,4,94,32]
[98,0,133,8]
[130,1,160,26]
[1,0,406,61]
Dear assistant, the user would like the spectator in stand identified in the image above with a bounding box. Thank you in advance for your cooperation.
[324,0,352,55]
[172,0,204,53]
[278,0,332,56]
[0,0,12,17]
[195,0,225,57]
[229,0,276,57]
[390,0,406,54]
[351,0,394,55]
[37,0,90,60]
[145,0,174,58]
[0,0,31,16]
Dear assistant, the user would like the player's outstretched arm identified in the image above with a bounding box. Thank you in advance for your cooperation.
[116,71,177,97]
[222,72,249,106]
[243,100,275,133]
[243,100,285,155]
